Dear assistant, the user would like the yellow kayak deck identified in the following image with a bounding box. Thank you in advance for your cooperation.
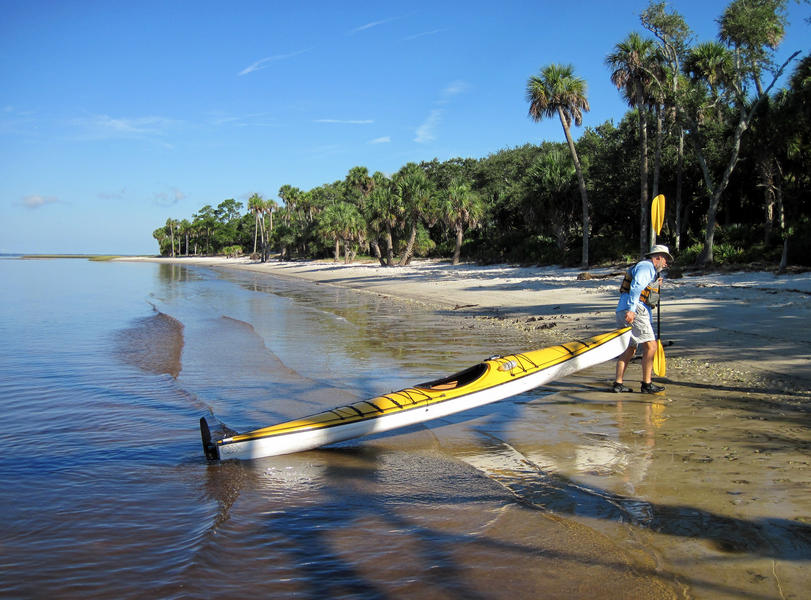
[220,329,626,446]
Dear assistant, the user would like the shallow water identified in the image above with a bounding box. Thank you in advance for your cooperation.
[1,258,808,599]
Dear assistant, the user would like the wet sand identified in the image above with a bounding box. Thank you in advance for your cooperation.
[119,255,811,598]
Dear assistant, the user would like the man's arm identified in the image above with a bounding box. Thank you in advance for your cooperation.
[626,262,656,312]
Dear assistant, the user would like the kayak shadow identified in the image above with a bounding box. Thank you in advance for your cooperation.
[244,445,676,599]
[197,440,810,599]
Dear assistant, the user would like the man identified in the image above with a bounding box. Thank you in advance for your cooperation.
[613,244,673,394]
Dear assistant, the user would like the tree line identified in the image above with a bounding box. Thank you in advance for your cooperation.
[154,0,809,269]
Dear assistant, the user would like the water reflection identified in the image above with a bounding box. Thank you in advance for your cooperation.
[447,416,811,561]
[199,445,678,599]
[157,261,203,284]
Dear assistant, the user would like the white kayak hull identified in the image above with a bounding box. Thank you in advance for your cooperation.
[201,328,631,461]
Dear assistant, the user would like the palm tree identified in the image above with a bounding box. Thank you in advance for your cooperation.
[394,164,434,266]
[368,177,399,266]
[526,63,591,268]
[317,202,343,262]
[337,202,366,263]
[278,185,302,225]
[684,41,734,119]
[257,197,278,261]
[164,218,179,257]
[192,206,216,255]
[318,201,365,263]
[435,179,483,265]
[179,219,192,256]
[247,193,265,255]
[345,166,374,200]
[346,166,387,261]
[152,227,168,255]
[607,32,657,255]
[265,198,278,233]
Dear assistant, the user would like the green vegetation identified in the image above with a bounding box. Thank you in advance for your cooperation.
[154,1,809,269]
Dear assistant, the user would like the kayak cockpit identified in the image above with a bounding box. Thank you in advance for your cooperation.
[416,362,488,392]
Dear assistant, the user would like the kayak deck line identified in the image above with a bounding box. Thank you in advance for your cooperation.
[201,327,632,461]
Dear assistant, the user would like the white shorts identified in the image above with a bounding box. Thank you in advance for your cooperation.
[616,307,655,345]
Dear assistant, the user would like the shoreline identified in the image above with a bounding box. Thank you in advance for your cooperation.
[117,255,811,391]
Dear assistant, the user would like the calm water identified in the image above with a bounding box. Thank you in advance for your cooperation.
[2,258,806,599]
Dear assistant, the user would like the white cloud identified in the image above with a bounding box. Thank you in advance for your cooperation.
[413,80,470,143]
[79,115,170,135]
[349,17,398,35]
[315,119,374,124]
[439,80,470,104]
[70,114,178,146]
[369,136,391,144]
[414,109,442,143]
[238,49,310,76]
[206,111,279,128]
[153,187,186,207]
[403,29,446,41]
[23,195,60,209]
[98,188,127,200]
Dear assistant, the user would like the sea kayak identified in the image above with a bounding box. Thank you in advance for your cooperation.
[201,327,631,461]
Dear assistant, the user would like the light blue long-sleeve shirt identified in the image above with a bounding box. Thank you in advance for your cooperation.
[616,260,657,316]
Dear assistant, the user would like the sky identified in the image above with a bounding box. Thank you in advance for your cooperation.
[1,0,808,255]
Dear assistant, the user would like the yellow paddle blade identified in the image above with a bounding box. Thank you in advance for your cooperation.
[651,194,665,235]
[653,340,666,377]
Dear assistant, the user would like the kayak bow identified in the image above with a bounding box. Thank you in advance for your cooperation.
[201,327,631,461]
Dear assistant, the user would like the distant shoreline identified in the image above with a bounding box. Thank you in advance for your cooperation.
[20,255,122,261]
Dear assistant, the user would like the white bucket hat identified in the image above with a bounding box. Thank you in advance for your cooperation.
[645,244,674,263]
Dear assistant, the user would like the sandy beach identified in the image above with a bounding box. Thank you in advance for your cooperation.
[113,255,811,598]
